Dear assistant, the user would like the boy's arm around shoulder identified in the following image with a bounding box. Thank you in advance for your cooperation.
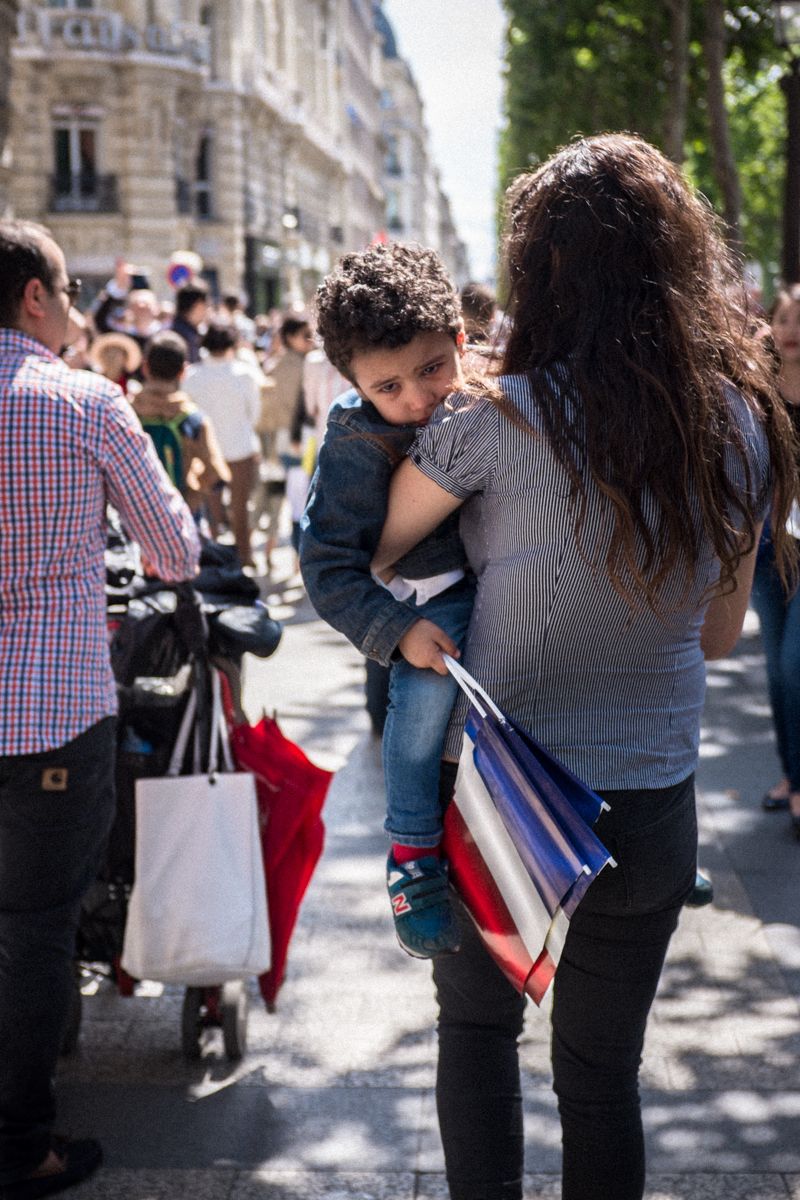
[299,406,420,665]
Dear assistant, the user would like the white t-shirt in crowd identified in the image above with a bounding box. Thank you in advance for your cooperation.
[183,357,261,462]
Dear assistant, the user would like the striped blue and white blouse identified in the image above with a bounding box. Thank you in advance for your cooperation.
[410,367,771,790]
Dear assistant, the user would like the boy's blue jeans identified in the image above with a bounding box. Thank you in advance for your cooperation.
[382,576,475,847]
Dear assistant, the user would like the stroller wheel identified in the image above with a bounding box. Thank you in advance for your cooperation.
[221,980,248,1061]
[60,971,83,1056]
[181,987,205,1060]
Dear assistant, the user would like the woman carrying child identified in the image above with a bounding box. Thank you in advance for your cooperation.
[373,135,797,1200]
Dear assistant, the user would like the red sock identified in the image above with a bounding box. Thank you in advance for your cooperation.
[392,842,440,864]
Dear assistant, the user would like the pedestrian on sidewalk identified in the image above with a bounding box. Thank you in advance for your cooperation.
[131,329,230,511]
[0,219,201,1199]
[751,282,800,833]
[183,322,262,568]
[170,281,209,365]
[92,260,163,364]
[373,134,797,1200]
[260,316,316,568]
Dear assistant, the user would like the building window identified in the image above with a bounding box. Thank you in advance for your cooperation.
[173,113,192,215]
[53,121,95,193]
[386,190,403,233]
[195,133,214,220]
[385,134,401,177]
[47,0,94,8]
[50,118,117,212]
[199,4,216,76]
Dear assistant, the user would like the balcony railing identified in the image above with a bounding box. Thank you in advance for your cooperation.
[48,173,119,214]
[17,10,210,68]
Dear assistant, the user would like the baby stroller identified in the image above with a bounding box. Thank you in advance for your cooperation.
[68,535,282,1061]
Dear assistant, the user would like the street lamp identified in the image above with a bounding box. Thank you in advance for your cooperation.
[773,1,800,282]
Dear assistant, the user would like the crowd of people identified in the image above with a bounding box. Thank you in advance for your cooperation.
[52,257,503,583]
[56,263,354,577]
[1,127,799,1200]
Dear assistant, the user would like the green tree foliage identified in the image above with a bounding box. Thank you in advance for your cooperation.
[686,51,785,279]
[500,0,788,282]
[500,1,669,181]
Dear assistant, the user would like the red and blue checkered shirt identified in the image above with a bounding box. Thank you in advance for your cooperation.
[0,329,201,755]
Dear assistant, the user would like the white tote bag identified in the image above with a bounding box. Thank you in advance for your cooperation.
[122,670,271,986]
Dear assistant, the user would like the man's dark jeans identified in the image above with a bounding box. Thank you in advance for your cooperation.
[433,773,697,1200]
[0,718,116,1185]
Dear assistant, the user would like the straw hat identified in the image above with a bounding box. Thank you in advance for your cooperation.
[89,332,142,375]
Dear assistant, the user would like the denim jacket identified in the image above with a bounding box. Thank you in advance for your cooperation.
[299,389,466,665]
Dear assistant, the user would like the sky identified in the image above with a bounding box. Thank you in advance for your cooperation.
[382,0,506,283]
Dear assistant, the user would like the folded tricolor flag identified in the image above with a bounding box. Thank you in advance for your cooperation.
[441,657,616,1004]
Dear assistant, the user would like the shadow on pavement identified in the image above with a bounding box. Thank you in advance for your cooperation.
[53,614,800,1196]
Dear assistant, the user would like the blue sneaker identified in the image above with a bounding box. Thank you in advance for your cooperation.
[386,854,461,959]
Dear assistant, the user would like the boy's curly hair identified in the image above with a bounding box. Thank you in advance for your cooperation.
[314,242,461,381]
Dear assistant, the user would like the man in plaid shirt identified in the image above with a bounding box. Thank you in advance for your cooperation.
[0,220,200,1198]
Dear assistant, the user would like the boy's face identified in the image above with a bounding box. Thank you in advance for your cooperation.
[349,330,464,426]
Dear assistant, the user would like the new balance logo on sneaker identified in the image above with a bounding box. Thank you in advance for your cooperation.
[391,891,412,916]
[385,852,461,960]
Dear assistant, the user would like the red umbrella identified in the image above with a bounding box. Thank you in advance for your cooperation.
[221,684,333,1008]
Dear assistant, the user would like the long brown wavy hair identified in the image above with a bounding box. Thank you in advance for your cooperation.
[500,133,797,608]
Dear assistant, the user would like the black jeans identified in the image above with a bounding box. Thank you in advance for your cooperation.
[433,773,697,1200]
[0,718,116,1185]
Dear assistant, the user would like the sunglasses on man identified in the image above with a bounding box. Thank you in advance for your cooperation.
[61,278,82,303]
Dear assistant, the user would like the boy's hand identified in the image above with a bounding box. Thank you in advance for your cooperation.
[398,619,460,675]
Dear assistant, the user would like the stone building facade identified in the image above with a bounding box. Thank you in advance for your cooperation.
[0,0,17,214]
[375,9,469,287]
[6,0,468,305]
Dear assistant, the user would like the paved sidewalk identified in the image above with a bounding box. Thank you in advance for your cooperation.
[56,570,800,1200]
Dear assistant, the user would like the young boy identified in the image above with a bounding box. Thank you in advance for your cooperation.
[132,330,230,512]
[300,243,474,959]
